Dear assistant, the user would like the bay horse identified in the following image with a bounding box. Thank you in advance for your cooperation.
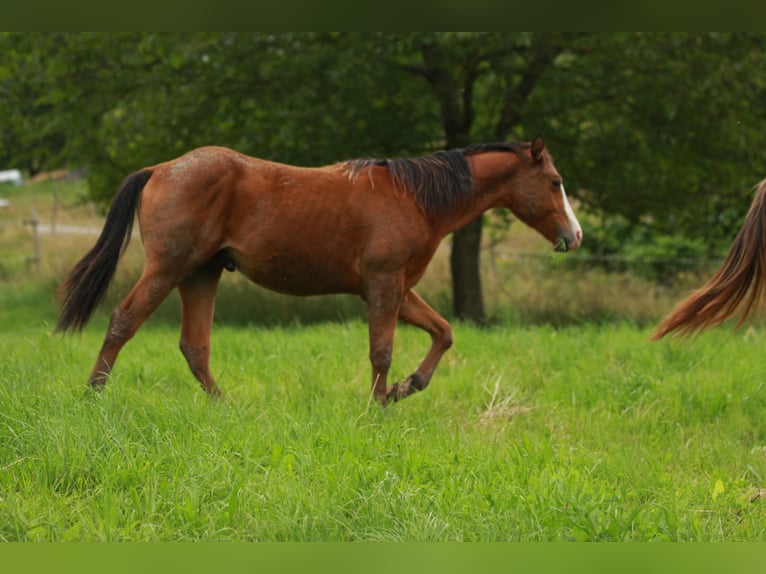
[654,178,766,339]
[56,135,582,405]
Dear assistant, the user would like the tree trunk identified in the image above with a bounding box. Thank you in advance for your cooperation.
[450,215,485,323]
[447,37,562,324]
[413,39,487,324]
[412,35,563,325]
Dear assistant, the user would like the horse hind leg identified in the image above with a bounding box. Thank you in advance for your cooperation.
[178,261,224,396]
[88,268,179,391]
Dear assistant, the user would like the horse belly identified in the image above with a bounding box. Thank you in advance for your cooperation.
[234,248,361,296]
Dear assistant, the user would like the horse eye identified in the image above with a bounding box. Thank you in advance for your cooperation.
[552,179,562,190]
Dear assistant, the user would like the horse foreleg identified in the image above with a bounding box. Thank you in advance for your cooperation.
[364,276,404,406]
[88,269,177,391]
[387,289,453,403]
[178,264,224,396]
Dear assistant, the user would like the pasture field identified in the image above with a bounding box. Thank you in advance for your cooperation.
[3,176,766,543]
[3,278,766,541]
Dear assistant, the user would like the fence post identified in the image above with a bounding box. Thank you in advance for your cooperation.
[51,186,59,234]
[23,208,40,275]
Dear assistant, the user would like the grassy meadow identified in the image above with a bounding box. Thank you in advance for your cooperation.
[2,177,766,541]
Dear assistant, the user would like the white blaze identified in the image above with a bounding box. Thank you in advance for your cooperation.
[561,185,582,250]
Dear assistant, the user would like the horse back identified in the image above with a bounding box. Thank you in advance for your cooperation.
[140,147,437,296]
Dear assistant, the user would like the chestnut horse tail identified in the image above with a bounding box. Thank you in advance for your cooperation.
[56,169,153,333]
[653,178,766,339]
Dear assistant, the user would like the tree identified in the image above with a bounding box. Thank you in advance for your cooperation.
[4,33,766,319]
[0,33,439,198]
[390,33,578,322]
[527,33,766,250]
[3,32,562,323]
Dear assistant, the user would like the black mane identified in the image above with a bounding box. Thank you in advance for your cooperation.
[344,142,529,218]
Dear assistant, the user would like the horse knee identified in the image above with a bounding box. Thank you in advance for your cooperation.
[369,345,392,374]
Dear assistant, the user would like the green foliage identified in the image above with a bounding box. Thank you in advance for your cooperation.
[0,33,440,201]
[3,32,766,279]
[530,33,766,245]
[574,214,713,284]
[4,32,765,244]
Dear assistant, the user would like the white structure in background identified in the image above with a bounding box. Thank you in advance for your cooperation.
[0,169,23,186]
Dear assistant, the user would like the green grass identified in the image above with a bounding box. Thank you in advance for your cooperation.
[4,175,766,542]
[3,282,766,541]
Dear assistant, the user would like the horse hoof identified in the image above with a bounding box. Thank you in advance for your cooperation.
[386,378,413,403]
[386,383,404,403]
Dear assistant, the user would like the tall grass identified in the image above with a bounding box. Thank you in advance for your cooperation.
[3,303,766,541]
[4,176,766,541]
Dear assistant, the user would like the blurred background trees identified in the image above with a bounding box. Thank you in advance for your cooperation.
[2,32,765,322]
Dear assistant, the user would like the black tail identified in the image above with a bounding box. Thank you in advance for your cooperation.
[56,170,153,332]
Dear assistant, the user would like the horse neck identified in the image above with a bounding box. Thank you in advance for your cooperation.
[433,152,520,237]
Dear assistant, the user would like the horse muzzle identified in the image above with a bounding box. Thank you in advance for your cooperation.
[554,229,582,252]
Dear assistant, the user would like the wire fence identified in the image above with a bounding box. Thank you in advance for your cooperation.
[2,221,727,280]
[494,247,725,266]
[1,194,726,281]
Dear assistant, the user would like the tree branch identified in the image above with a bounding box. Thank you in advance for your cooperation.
[494,33,567,140]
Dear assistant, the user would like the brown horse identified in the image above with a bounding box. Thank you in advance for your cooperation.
[57,135,582,405]
[654,178,766,339]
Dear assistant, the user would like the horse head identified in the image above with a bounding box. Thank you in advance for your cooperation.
[501,135,582,252]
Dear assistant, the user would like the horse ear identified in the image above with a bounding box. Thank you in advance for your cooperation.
[531,134,545,162]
